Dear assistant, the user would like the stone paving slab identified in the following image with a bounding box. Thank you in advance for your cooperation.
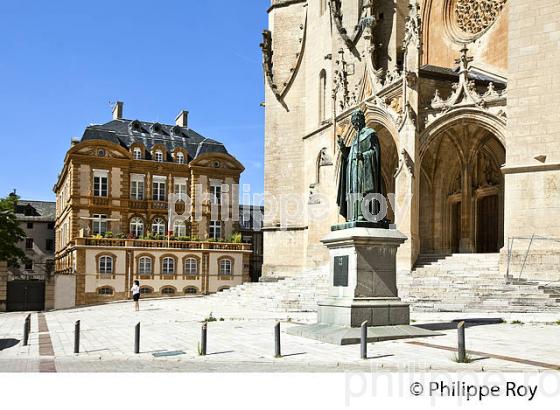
[0,297,559,372]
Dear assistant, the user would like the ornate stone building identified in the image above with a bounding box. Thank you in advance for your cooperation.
[53,103,251,308]
[261,0,560,287]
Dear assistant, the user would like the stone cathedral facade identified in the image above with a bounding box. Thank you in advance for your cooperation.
[261,0,560,284]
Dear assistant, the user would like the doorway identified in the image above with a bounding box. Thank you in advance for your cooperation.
[476,195,499,253]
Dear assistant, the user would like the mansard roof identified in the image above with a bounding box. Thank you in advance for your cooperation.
[15,200,56,222]
[81,119,228,159]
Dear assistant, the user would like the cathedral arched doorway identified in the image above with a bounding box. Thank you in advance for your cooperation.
[419,119,505,254]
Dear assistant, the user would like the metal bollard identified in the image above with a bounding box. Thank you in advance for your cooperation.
[200,323,207,356]
[457,321,466,363]
[74,320,80,354]
[134,322,140,354]
[274,322,281,358]
[23,315,31,346]
[360,321,368,360]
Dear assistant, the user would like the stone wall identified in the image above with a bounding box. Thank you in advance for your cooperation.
[503,0,560,244]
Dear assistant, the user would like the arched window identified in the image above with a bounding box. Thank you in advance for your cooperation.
[155,150,164,162]
[162,257,175,275]
[99,256,113,275]
[173,220,187,237]
[140,286,153,295]
[176,152,185,164]
[152,217,166,236]
[98,286,113,296]
[184,287,198,295]
[184,258,199,275]
[130,217,144,238]
[219,258,232,276]
[138,256,153,275]
[319,69,327,123]
[133,147,142,160]
[161,287,176,295]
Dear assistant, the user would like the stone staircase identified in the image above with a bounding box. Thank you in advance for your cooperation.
[399,253,560,313]
[205,269,329,312]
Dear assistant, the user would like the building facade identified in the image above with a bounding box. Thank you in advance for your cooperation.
[53,103,251,308]
[9,197,56,280]
[239,204,264,282]
[261,0,560,282]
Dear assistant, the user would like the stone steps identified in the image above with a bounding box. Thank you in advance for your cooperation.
[401,253,560,313]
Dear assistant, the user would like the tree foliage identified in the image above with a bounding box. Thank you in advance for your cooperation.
[0,194,29,267]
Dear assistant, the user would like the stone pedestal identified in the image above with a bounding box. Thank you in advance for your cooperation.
[288,228,439,344]
[318,227,410,326]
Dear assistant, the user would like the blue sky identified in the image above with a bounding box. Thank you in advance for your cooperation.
[0,0,268,202]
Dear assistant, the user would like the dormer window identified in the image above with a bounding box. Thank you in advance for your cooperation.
[151,123,162,134]
[176,152,185,164]
[172,125,182,136]
[155,150,164,162]
[133,147,142,160]
[129,120,142,133]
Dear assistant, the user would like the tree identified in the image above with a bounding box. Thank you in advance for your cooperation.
[0,193,29,267]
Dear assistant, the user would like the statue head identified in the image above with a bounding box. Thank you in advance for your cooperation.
[351,109,366,131]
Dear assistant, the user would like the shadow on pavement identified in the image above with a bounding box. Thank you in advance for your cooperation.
[414,318,503,331]
[0,339,20,351]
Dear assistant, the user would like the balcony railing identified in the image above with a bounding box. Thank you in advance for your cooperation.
[129,199,148,209]
[75,237,251,251]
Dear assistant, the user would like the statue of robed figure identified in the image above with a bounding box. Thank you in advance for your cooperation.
[335,109,388,229]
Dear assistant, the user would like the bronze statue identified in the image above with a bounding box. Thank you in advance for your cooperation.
[336,109,386,227]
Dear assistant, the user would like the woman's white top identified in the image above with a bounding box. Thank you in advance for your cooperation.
[131,285,140,295]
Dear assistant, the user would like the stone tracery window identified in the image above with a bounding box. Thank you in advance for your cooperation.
[455,0,506,36]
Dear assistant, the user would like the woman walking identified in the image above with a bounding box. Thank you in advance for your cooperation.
[131,280,140,311]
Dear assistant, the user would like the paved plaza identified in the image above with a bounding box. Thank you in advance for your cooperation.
[0,296,559,372]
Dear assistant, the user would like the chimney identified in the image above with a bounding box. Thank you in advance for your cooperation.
[175,110,189,128]
[112,101,124,120]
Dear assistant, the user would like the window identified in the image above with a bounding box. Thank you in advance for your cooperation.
[241,212,251,229]
[173,220,187,237]
[161,287,176,295]
[98,287,113,296]
[184,287,198,295]
[162,257,175,275]
[46,239,54,251]
[176,152,185,164]
[155,150,164,162]
[27,222,33,229]
[130,217,144,238]
[319,69,327,123]
[152,177,167,201]
[138,257,153,275]
[174,178,187,197]
[140,287,153,295]
[92,214,108,235]
[93,170,108,197]
[25,238,34,249]
[184,258,198,276]
[130,175,145,200]
[211,184,222,205]
[152,217,166,236]
[133,147,142,160]
[219,258,232,276]
[209,220,221,240]
[99,256,113,275]
[24,262,33,271]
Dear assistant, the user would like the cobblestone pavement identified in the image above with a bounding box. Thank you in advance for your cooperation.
[0,297,559,372]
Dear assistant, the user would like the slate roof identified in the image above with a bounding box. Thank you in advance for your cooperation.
[81,119,228,161]
[15,200,56,222]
